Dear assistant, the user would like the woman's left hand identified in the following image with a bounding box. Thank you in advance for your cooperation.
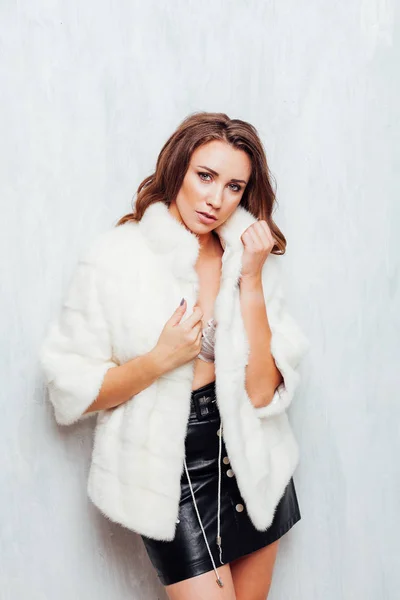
[240,220,275,281]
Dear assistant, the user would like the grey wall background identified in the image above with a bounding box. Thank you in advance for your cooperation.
[1,1,398,598]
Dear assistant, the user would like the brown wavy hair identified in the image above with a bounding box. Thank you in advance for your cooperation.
[117,111,286,255]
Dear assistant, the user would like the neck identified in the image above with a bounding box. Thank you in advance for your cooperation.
[198,229,222,257]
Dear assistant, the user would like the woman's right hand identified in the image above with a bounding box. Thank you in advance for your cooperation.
[152,299,204,372]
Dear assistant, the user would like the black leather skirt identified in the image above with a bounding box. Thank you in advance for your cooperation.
[140,380,301,586]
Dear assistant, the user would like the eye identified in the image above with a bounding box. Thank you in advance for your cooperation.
[198,172,242,193]
[198,171,212,182]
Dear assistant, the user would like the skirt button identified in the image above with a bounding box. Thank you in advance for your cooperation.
[226,469,235,478]
[235,503,244,512]
[222,456,230,465]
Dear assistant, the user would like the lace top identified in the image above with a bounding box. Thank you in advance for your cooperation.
[197,317,217,363]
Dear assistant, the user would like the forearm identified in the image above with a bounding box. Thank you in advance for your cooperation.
[239,275,283,408]
[84,347,168,414]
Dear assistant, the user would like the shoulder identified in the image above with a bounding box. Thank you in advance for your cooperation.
[78,220,147,275]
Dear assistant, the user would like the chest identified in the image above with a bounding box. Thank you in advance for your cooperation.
[195,254,223,324]
[102,243,246,367]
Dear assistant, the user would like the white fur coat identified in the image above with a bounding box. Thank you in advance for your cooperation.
[40,201,310,541]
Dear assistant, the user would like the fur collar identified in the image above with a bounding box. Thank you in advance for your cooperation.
[138,200,259,283]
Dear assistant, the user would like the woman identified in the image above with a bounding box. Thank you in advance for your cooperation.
[40,111,310,599]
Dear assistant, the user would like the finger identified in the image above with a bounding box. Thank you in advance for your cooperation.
[170,298,187,325]
[258,220,274,246]
[190,320,203,338]
[195,327,203,350]
[245,226,263,250]
[181,305,203,328]
[241,228,257,249]
[250,222,273,251]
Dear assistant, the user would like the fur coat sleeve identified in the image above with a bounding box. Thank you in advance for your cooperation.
[40,256,118,426]
[252,258,311,419]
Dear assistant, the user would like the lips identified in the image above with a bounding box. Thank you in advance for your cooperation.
[197,211,217,221]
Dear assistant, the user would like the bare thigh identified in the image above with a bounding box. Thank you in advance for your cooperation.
[230,540,280,600]
[164,563,236,600]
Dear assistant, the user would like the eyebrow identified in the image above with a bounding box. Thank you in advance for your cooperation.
[196,165,248,185]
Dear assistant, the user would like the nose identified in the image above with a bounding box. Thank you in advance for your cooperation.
[207,185,224,209]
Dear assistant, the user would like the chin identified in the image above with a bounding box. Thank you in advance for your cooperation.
[187,221,208,235]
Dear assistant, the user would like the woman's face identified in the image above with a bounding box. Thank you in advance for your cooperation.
[170,140,252,236]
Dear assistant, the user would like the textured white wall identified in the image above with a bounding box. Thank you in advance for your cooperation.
[0,1,398,598]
